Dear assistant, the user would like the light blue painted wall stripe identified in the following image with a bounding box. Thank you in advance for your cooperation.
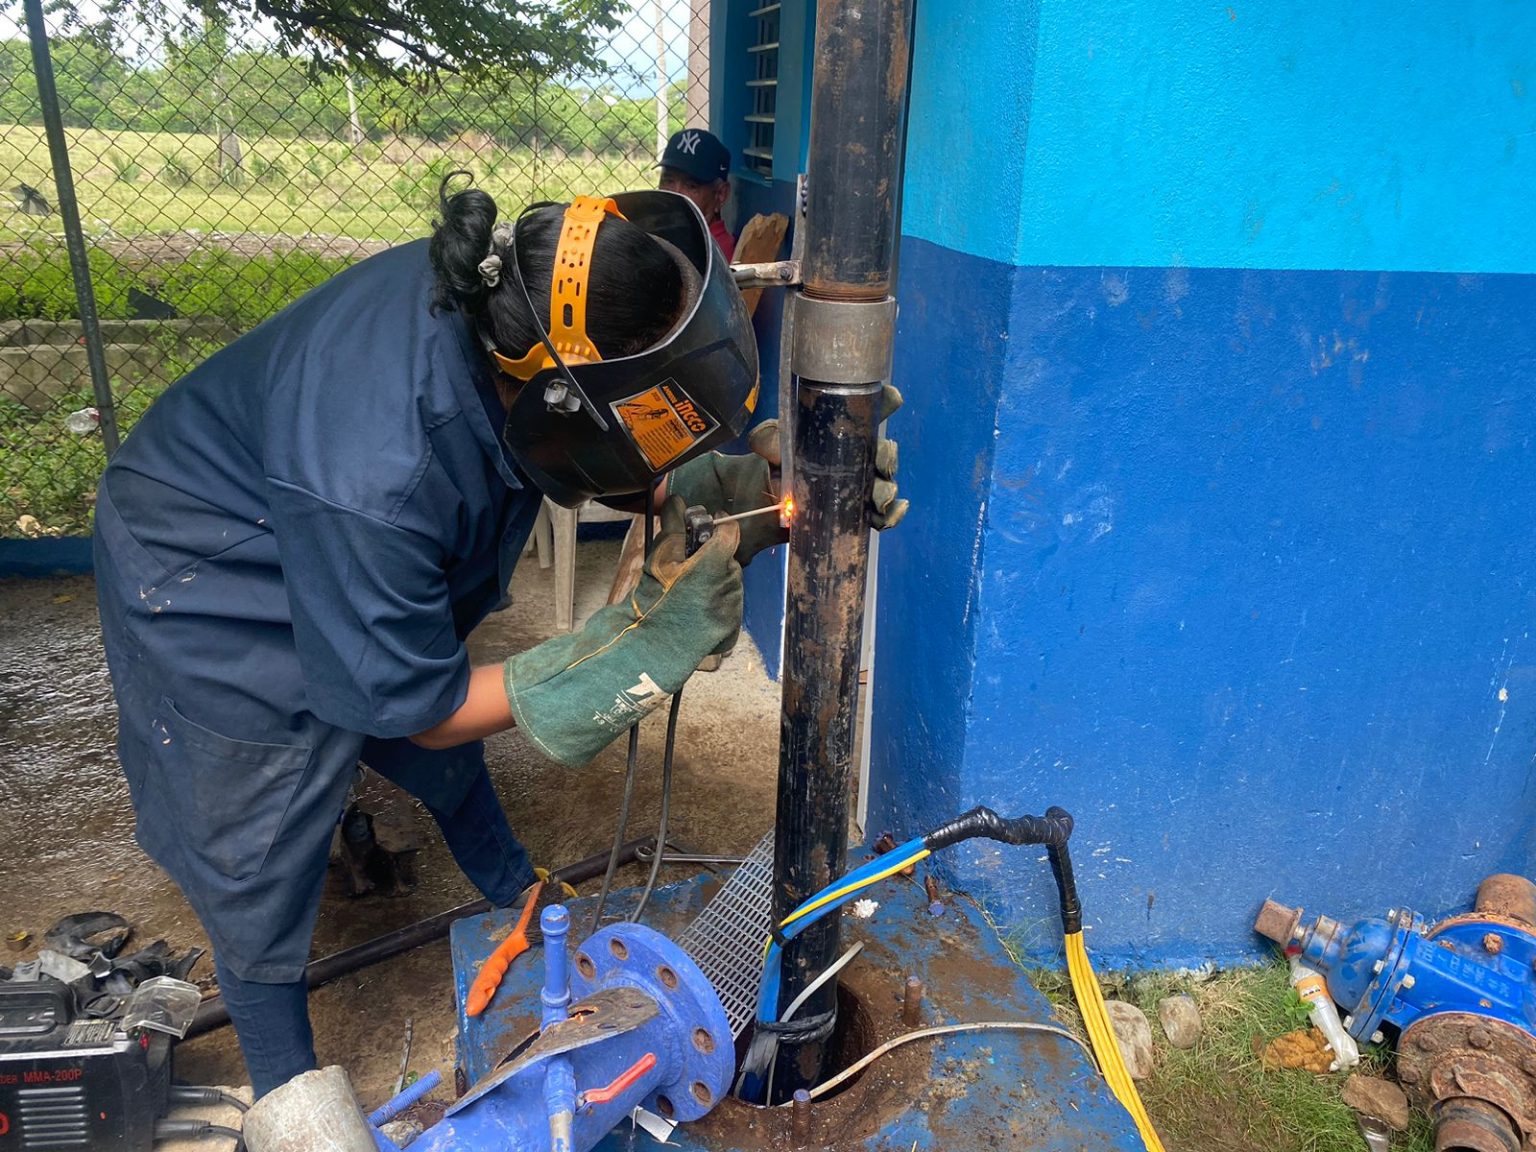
[901,0,1536,274]
[900,0,1039,264]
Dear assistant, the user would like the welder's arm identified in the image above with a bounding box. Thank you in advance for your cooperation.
[410,665,515,750]
[420,498,742,765]
[667,383,909,565]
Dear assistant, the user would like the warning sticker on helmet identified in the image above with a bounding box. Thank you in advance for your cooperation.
[611,381,718,470]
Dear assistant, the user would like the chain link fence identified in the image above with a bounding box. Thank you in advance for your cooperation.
[2,0,706,538]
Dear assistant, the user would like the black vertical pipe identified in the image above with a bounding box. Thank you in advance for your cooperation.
[800,0,913,303]
[771,0,915,1097]
[770,379,882,1093]
[23,0,120,456]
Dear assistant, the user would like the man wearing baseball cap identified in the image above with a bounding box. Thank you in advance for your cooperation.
[659,128,735,260]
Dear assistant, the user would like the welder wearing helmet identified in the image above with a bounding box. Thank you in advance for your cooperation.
[90,178,839,1099]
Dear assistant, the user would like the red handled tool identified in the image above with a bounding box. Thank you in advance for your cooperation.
[578,1052,657,1110]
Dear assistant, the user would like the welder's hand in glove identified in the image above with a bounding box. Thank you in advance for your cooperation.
[665,421,786,566]
[666,384,910,565]
[500,496,742,767]
[867,383,910,531]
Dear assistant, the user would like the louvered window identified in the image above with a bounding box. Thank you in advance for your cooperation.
[744,3,779,176]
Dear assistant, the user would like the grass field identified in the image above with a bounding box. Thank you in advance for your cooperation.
[1025,959,1435,1152]
[1,123,655,244]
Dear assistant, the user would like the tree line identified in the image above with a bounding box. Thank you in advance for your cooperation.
[1,30,681,153]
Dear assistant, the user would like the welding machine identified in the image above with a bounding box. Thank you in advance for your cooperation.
[0,977,172,1151]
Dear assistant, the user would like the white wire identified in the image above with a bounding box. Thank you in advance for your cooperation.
[805,1021,1092,1102]
[759,941,868,1105]
[779,941,864,1024]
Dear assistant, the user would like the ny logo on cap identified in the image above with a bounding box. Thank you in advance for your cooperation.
[678,130,701,155]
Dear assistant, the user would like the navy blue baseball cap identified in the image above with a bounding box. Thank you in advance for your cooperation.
[660,128,731,183]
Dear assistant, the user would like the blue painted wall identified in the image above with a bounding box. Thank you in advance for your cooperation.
[864,0,1536,966]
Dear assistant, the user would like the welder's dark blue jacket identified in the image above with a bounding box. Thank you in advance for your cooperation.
[93,241,542,981]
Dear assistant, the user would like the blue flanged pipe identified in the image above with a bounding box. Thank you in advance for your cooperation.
[1256,874,1536,1152]
[413,904,733,1152]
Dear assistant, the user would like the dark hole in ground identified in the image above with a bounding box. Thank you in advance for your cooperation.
[693,970,929,1152]
[732,982,877,1106]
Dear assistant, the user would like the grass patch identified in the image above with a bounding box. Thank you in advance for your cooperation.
[1026,960,1436,1152]
[2,382,158,537]
[2,341,215,535]
[0,244,353,325]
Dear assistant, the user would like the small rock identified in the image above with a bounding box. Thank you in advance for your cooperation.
[380,1118,424,1146]
[1105,1000,1155,1080]
[1341,1073,1411,1131]
[1157,994,1202,1049]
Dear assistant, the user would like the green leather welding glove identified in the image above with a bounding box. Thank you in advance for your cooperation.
[503,497,742,768]
[668,385,910,565]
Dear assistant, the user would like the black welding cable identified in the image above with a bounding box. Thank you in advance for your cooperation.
[588,728,641,936]
[588,487,657,937]
[153,1119,245,1146]
[630,688,680,922]
[168,1086,250,1113]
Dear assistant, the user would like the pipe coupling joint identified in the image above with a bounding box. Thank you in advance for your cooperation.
[791,296,897,384]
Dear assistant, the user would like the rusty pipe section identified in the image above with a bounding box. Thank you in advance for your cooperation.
[1433,1097,1521,1152]
[1476,874,1536,928]
[770,0,916,1100]
[800,0,914,300]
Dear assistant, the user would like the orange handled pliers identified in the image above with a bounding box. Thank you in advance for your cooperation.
[465,880,543,1018]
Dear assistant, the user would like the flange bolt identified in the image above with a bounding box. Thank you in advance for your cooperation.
[1468,1026,1493,1050]
[1482,933,1504,955]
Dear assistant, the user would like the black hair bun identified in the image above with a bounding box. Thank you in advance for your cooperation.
[429,171,497,314]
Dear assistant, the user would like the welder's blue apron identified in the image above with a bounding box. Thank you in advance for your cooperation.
[93,241,543,982]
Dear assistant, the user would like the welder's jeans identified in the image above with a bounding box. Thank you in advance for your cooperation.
[221,765,536,1098]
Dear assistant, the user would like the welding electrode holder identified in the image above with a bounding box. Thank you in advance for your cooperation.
[683,505,715,557]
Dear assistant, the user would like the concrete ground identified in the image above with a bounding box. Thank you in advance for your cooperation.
[0,536,780,1114]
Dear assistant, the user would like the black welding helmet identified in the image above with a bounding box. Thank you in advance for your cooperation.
[491,189,758,508]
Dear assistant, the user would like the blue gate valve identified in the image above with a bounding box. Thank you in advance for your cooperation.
[1256,873,1536,1152]
[411,902,734,1152]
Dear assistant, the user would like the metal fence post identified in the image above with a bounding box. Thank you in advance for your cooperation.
[22,0,121,457]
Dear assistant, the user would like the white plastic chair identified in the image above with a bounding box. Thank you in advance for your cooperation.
[525,498,634,631]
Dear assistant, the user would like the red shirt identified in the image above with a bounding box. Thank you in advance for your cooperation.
[710,217,736,261]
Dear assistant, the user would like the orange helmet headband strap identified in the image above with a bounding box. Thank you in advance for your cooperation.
[493,196,627,383]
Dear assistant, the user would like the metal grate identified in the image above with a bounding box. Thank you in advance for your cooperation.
[676,830,774,1036]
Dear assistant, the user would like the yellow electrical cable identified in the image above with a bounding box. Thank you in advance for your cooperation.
[1066,930,1166,1152]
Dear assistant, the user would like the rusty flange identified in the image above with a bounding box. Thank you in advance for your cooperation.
[1399,1013,1536,1150]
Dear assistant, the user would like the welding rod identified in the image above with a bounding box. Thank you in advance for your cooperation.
[712,504,786,525]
